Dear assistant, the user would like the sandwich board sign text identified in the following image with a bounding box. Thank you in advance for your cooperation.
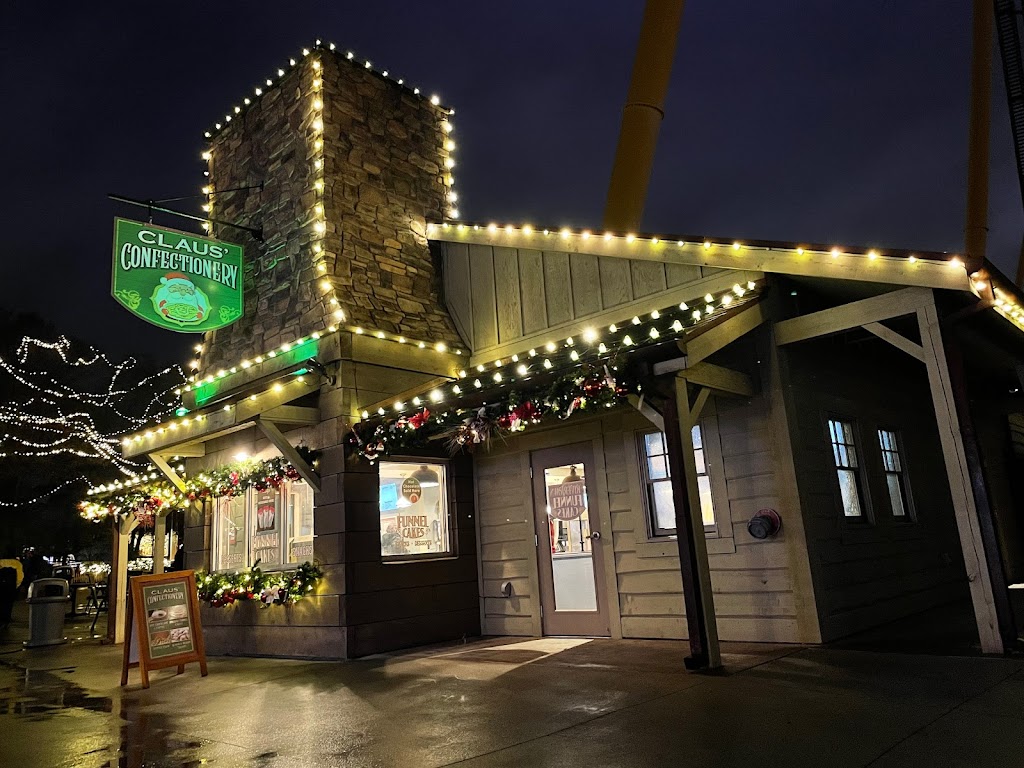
[112,218,244,332]
[121,571,208,689]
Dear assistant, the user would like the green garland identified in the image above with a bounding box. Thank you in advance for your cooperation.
[80,448,320,522]
[347,362,634,462]
[195,561,323,608]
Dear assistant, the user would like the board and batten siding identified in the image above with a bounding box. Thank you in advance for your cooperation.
[474,402,818,643]
[438,241,759,361]
[780,333,969,641]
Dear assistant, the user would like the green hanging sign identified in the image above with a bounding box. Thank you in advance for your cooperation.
[111,218,244,333]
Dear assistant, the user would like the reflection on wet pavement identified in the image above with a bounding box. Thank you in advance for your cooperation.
[0,636,1022,768]
[0,664,112,717]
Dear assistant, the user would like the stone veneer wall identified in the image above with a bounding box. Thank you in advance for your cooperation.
[198,49,463,376]
[317,52,462,346]
[200,61,325,375]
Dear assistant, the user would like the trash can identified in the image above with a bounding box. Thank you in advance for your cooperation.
[24,578,69,648]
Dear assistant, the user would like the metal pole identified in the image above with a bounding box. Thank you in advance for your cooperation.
[965,0,994,275]
[603,0,686,233]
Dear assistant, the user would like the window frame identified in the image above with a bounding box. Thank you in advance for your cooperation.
[637,425,719,540]
[210,479,314,573]
[877,427,915,521]
[826,416,870,523]
[378,457,457,564]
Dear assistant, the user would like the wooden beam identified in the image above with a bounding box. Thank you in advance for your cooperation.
[352,333,463,379]
[358,375,456,415]
[434,229,972,291]
[652,356,688,376]
[149,454,188,493]
[125,376,318,458]
[256,418,322,492]
[154,445,205,458]
[917,301,1003,653]
[685,301,765,365]
[690,387,712,424]
[774,287,932,346]
[628,394,664,431]
[862,322,925,362]
[678,362,754,397]
[260,405,320,426]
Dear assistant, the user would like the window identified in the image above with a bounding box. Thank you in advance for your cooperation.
[828,419,864,518]
[878,429,911,518]
[211,480,314,571]
[379,461,453,560]
[640,427,716,538]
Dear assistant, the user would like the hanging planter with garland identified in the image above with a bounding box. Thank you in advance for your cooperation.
[195,561,323,608]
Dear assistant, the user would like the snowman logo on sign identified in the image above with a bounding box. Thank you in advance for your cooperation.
[150,272,210,326]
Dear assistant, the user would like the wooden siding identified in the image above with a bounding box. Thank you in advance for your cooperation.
[474,398,816,643]
[440,241,756,360]
[780,332,969,641]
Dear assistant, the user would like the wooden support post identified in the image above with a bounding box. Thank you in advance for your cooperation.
[663,377,721,669]
[113,515,137,645]
[152,514,166,575]
[256,419,322,492]
[917,302,1004,653]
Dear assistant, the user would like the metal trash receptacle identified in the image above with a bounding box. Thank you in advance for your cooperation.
[24,578,69,648]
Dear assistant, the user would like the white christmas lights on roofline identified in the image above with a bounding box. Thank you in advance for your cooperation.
[202,39,453,141]
[425,221,967,271]
[358,281,762,421]
[181,323,464,390]
[124,372,315,448]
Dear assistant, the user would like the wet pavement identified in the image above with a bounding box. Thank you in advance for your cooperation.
[1,606,1024,767]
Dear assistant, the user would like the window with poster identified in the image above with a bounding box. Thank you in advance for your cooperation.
[378,460,453,561]
[210,479,314,571]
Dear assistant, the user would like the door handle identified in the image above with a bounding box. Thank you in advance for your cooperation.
[590,531,602,540]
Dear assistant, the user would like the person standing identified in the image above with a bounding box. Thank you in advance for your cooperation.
[0,549,24,626]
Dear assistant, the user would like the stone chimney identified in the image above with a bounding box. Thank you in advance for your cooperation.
[198,46,462,375]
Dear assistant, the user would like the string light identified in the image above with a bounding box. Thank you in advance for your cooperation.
[359,282,764,422]
[202,40,448,140]
[0,336,183,507]
[427,221,970,277]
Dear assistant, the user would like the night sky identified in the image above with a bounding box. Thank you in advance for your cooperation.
[3,1,1022,367]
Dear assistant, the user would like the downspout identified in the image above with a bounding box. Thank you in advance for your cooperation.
[603,0,686,232]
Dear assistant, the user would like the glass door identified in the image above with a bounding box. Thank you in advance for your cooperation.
[531,443,610,636]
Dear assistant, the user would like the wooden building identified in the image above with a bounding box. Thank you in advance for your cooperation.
[118,43,1024,661]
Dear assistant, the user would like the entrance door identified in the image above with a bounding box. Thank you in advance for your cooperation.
[531,443,610,636]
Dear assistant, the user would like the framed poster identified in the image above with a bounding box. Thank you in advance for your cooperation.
[121,570,208,689]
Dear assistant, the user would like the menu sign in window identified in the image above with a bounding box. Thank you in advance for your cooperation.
[252,488,282,567]
[141,580,195,659]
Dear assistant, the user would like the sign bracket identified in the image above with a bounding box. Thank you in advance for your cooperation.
[109,192,264,242]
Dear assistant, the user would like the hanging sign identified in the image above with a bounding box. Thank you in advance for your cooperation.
[548,481,586,521]
[401,477,422,504]
[111,218,244,333]
[121,570,208,689]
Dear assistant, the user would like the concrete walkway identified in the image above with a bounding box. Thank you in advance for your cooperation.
[2,620,1024,767]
